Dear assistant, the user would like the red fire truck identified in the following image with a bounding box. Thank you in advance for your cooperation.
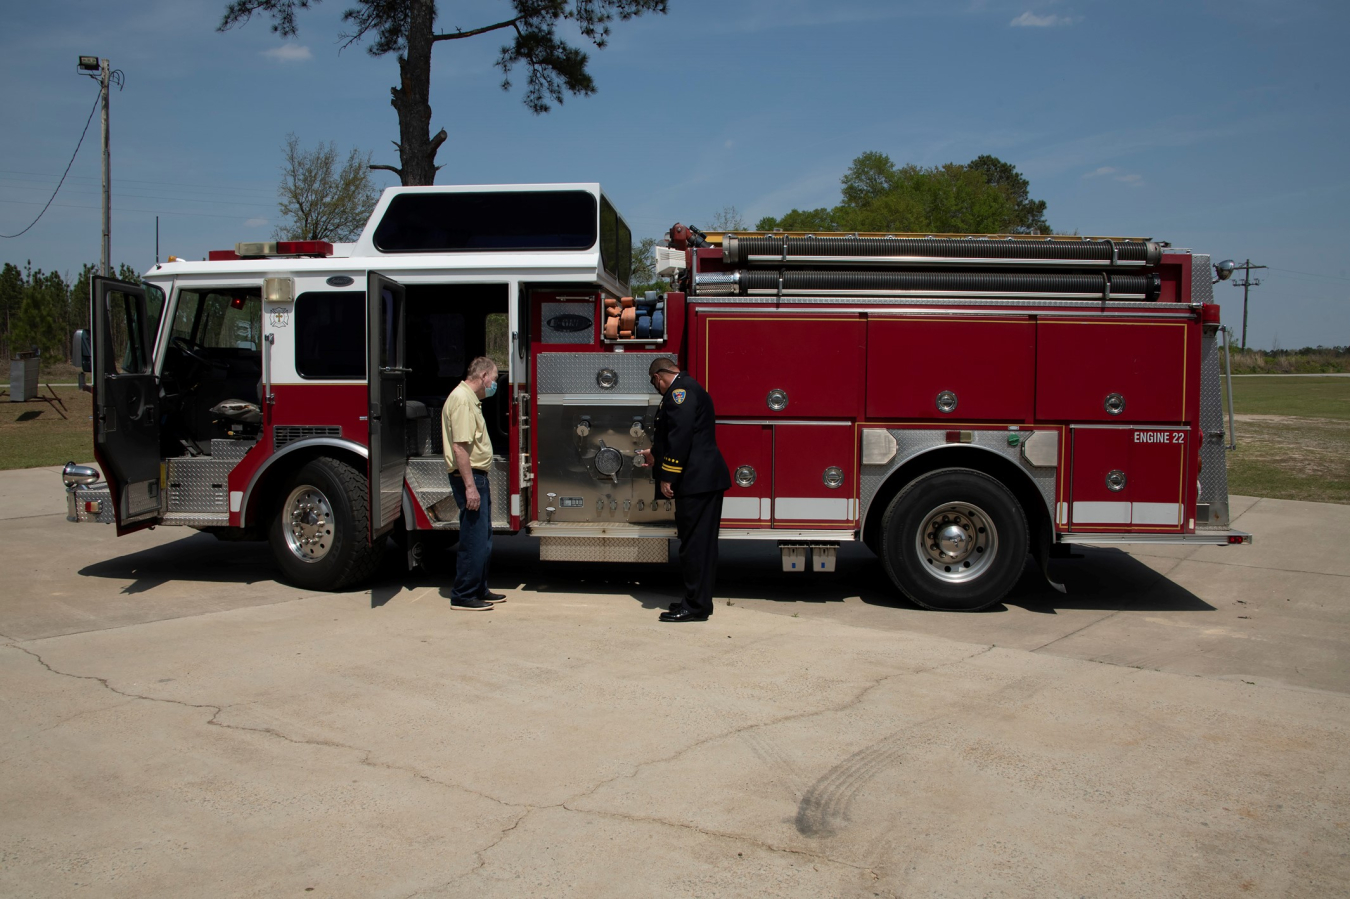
[62,183,1249,611]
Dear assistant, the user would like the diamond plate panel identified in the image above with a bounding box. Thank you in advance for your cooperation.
[66,485,115,523]
[1197,332,1230,524]
[540,302,597,344]
[539,536,669,563]
[1190,253,1213,305]
[166,457,233,513]
[162,512,230,527]
[209,439,255,463]
[537,352,668,395]
[858,428,1056,528]
[406,456,509,529]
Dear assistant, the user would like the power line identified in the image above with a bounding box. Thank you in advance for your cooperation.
[0,191,273,211]
[0,199,270,222]
[0,91,101,239]
[1267,266,1350,283]
[0,170,275,195]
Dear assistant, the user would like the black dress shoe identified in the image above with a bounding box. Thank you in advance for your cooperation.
[659,607,708,623]
[480,590,507,603]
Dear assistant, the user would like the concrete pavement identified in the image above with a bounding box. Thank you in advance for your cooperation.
[1,466,1347,898]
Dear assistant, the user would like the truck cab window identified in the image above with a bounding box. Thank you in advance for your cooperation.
[295,291,365,379]
[162,286,264,447]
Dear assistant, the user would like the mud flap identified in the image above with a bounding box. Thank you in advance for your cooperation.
[1035,524,1068,594]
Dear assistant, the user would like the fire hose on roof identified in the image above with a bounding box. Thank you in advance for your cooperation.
[694,269,1162,301]
[722,234,1162,268]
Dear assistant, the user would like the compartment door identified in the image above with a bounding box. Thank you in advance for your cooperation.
[716,423,772,525]
[367,272,407,539]
[772,423,856,528]
[1070,426,1188,531]
[867,317,1034,420]
[700,314,864,418]
[1037,320,1190,422]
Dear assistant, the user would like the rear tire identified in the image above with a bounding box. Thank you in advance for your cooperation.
[268,455,386,591]
[879,468,1028,611]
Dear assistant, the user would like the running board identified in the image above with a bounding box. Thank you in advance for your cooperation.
[527,521,856,541]
[1060,530,1252,546]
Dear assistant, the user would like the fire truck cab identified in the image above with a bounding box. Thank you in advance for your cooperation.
[64,182,1249,611]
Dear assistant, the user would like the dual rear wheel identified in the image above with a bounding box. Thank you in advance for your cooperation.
[878,469,1029,612]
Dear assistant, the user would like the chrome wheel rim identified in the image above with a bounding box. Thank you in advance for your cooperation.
[283,484,335,562]
[916,501,997,583]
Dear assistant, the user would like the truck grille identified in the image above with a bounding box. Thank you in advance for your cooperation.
[273,425,342,448]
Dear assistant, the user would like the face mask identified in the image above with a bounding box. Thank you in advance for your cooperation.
[483,379,498,398]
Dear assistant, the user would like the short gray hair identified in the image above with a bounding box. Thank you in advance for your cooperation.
[466,356,498,380]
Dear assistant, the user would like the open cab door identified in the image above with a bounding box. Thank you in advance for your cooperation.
[91,276,162,534]
[367,272,408,540]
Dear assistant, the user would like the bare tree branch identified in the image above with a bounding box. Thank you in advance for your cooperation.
[433,18,521,42]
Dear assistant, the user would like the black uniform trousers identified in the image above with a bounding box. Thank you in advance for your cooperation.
[674,489,724,618]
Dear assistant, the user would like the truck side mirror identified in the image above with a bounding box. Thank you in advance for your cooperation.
[73,329,92,373]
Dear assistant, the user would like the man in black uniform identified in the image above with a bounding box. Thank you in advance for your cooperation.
[640,357,731,622]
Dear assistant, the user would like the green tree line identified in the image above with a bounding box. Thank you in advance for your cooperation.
[0,262,142,363]
[756,153,1050,235]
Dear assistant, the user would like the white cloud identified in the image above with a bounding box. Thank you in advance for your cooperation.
[1083,166,1143,186]
[262,43,312,62]
[1009,11,1077,27]
[244,217,269,228]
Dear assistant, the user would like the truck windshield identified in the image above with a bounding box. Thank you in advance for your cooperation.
[172,288,262,350]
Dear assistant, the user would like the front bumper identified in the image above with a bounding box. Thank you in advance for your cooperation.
[66,484,115,523]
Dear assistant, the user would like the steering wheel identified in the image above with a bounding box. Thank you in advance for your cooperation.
[172,336,214,368]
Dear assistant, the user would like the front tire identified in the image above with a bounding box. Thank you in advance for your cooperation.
[879,469,1028,611]
[268,455,386,591]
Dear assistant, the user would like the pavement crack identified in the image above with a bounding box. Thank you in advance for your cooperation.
[564,644,994,810]
[5,643,526,813]
[559,804,879,876]
[404,806,543,897]
[7,643,224,715]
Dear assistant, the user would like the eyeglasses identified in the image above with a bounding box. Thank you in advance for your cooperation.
[649,371,676,382]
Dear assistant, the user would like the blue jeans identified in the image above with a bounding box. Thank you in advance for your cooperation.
[449,471,492,601]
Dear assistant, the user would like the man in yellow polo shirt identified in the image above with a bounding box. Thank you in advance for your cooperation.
[442,356,504,611]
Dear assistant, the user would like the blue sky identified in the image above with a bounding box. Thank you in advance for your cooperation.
[2,0,1346,348]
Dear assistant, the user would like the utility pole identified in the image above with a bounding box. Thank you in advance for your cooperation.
[78,56,119,277]
[1232,258,1267,349]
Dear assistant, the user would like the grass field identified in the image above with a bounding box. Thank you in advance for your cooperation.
[3,376,1348,505]
[0,387,94,470]
[1222,376,1350,505]
[1223,376,1350,420]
